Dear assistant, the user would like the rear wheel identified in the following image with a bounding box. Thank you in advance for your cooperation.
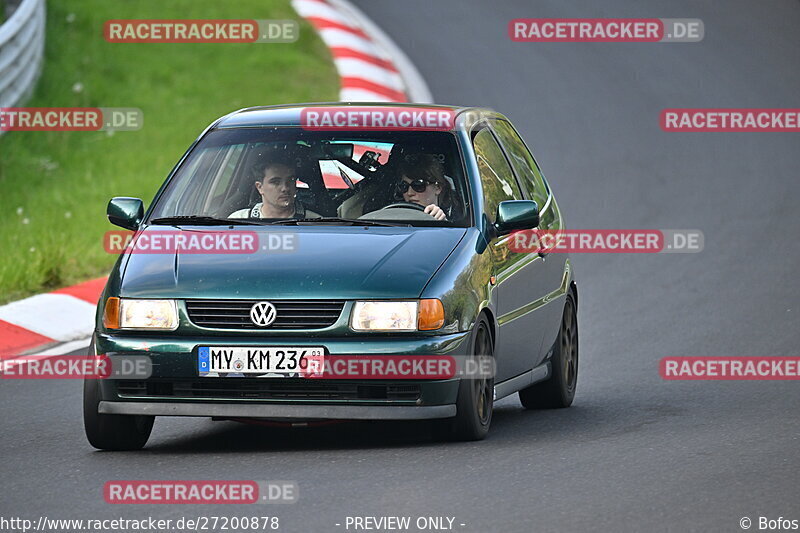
[437,316,494,441]
[519,293,578,409]
[83,341,154,450]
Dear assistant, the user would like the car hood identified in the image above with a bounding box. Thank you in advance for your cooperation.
[119,226,466,299]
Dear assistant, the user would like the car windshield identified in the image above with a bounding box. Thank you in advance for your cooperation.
[148,127,470,227]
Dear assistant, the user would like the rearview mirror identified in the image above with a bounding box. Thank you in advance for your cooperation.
[495,200,539,236]
[107,197,144,230]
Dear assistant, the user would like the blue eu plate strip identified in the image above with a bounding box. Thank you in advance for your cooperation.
[198,347,209,372]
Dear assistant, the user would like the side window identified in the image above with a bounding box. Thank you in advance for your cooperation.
[472,128,522,222]
[490,119,549,209]
[172,146,225,216]
[204,144,245,211]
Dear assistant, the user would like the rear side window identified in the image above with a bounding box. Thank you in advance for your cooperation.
[472,128,522,222]
[490,119,549,209]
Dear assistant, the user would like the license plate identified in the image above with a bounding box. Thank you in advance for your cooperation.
[197,346,324,377]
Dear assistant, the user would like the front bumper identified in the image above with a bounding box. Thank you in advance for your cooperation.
[94,330,471,420]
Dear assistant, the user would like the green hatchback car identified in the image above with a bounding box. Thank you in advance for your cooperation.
[84,103,578,449]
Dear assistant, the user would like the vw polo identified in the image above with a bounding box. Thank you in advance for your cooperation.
[84,103,579,450]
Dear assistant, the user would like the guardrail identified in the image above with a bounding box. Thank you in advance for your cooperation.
[0,0,46,134]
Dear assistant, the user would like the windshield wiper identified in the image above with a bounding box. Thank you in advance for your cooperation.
[149,215,262,226]
[267,217,410,227]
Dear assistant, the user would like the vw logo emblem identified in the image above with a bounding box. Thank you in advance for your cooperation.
[250,301,277,327]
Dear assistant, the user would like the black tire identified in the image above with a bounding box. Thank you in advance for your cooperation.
[83,342,154,450]
[519,292,578,409]
[436,315,494,441]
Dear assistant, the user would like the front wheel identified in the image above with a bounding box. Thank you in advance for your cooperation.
[83,342,154,450]
[436,316,494,441]
[519,292,578,409]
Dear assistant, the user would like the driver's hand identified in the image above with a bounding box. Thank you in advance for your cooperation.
[424,204,446,220]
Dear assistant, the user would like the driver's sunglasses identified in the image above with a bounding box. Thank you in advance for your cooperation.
[395,179,431,194]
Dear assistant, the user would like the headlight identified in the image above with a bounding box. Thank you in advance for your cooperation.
[103,298,179,330]
[350,299,444,331]
[350,301,418,331]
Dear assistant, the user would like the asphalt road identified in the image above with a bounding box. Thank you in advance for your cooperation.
[2,1,799,531]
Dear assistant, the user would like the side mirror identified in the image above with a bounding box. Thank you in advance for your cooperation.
[107,197,144,230]
[495,200,539,236]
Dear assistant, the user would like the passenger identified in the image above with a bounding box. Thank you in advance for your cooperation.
[394,154,459,221]
[229,159,320,219]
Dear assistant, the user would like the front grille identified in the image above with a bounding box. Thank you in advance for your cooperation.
[185,299,345,330]
[117,379,421,402]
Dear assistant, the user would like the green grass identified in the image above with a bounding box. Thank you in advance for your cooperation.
[0,0,338,303]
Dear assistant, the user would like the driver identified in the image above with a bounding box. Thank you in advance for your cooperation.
[229,158,321,219]
[393,154,458,221]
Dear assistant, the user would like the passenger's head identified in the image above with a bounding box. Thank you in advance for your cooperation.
[395,154,456,210]
[253,157,298,212]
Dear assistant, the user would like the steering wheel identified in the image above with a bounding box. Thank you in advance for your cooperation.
[381,202,427,212]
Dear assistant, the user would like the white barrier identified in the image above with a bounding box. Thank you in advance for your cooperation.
[0,0,46,134]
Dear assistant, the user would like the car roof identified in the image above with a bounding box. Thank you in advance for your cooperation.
[213,102,502,131]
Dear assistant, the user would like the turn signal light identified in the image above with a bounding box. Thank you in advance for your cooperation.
[103,297,120,329]
[418,299,444,330]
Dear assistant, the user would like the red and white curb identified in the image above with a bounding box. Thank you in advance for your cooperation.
[0,0,431,359]
[0,278,105,359]
[292,0,432,103]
